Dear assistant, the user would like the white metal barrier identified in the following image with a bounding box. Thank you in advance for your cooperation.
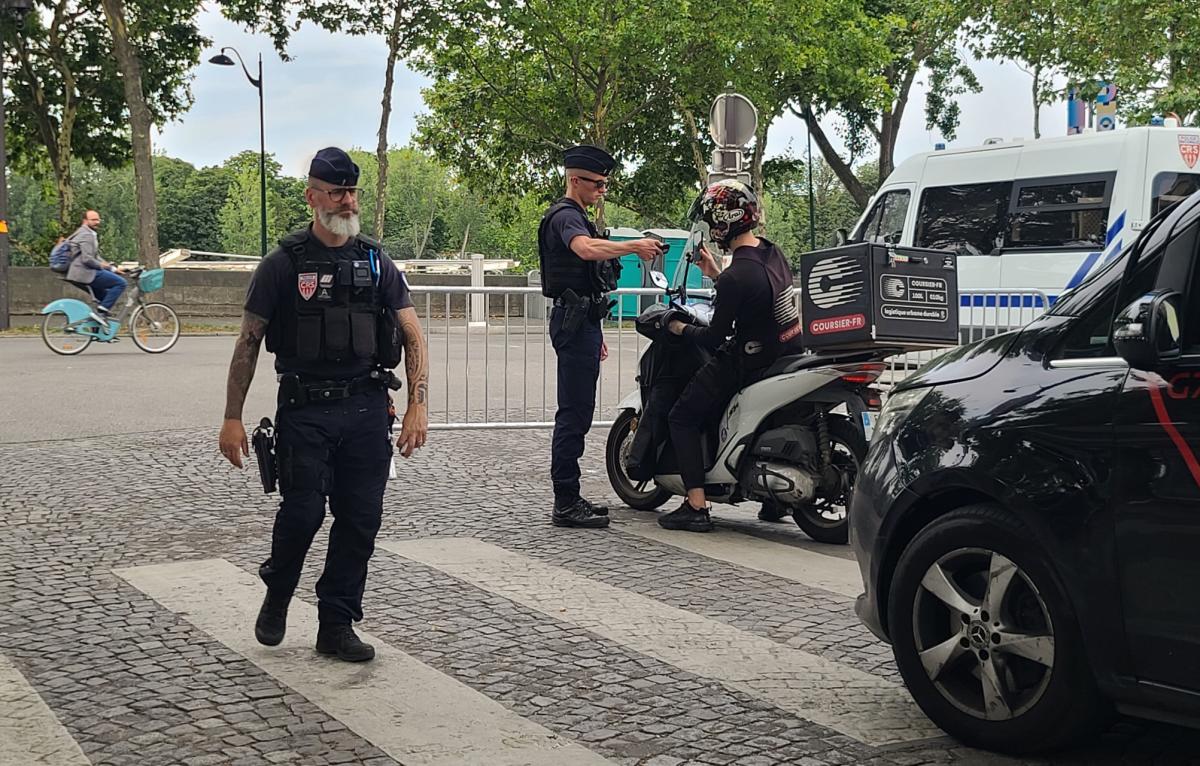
[408,286,1050,430]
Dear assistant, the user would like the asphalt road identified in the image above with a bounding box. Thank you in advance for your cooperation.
[0,327,648,443]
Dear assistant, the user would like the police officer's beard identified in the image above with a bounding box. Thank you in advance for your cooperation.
[317,208,361,238]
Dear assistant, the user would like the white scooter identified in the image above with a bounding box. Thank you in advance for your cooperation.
[604,232,891,544]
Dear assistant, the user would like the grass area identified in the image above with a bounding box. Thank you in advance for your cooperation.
[0,322,240,337]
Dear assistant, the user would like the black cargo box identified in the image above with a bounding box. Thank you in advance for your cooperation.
[799,243,958,351]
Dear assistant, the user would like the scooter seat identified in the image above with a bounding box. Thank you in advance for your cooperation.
[763,353,828,377]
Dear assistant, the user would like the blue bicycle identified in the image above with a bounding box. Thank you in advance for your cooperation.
[40,266,180,355]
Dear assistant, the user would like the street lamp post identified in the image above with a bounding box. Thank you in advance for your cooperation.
[0,0,31,331]
[209,47,266,259]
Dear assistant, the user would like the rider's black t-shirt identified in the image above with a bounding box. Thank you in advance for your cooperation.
[681,237,803,369]
[244,233,413,378]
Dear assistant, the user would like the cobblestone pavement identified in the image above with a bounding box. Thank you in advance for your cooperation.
[3,427,1200,765]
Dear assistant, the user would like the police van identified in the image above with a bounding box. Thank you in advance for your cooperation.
[850,126,1200,306]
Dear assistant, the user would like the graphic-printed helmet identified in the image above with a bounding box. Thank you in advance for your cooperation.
[696,179,760,248]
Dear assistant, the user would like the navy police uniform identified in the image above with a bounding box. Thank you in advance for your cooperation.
[538,145,622,522]
[245,148,412,628]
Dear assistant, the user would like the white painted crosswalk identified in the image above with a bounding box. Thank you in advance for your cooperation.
[381,537,941,746]
[0,653,91,766]
[114,558,611,766]
[618,515,865,598]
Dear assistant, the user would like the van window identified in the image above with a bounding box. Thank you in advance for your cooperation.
[1007,174,1114,249]
[1152,172,1200,216]
[854,189,910,244]
[914,182,1011,255]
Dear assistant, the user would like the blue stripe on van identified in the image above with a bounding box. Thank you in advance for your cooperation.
[959,295,1048,308]
[1064,251,1102,289]
[1062,211,1127,290]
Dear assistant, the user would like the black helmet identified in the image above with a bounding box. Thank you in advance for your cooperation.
[695,179,761,248]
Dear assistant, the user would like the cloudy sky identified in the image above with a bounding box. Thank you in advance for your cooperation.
[155,9,1074,180]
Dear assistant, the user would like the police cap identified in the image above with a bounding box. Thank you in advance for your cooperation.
[564,145,615,176]
[309,147,360,186]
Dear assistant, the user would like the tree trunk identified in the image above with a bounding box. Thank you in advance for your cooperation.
[100,0,159,267]
[374,2,405,240]
[678,101,708,188]
[794,105,870,209]
[750,120,768,222]
[15,36,77,232]
[879,65,917,183]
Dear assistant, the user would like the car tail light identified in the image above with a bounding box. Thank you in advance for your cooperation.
[834,362,886,385]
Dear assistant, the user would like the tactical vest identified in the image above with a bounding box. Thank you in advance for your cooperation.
[265,229,401,369]
[537,198,620,298]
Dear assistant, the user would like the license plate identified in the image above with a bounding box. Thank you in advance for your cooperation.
[861,411,875,442]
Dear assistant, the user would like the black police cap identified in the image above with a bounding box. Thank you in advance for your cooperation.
[564,144,615,176]
[309,147,360,187]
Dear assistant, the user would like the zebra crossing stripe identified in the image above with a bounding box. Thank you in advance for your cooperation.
[0,652,91,766]
[617,517,864,598]
[113,558,612,766]
[381,537,941,746]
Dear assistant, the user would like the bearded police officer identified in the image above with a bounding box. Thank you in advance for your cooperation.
[218,147,429,663]
[539,145,662,528]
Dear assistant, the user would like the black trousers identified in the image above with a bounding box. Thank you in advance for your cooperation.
[260,387,391,624]
[549,307,603,505]
[668,355,744,492]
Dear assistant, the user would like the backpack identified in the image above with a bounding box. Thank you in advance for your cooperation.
[48,240,78,273]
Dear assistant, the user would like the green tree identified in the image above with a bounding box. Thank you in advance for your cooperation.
[218,164,291,256]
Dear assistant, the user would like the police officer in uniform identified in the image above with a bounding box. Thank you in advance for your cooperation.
[218,147,429,662]
[538,145,662,528]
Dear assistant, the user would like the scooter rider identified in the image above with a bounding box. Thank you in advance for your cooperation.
[660,179,803,532]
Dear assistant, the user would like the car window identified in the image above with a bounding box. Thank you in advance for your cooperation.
[1152,172,1200,217]
[1055,253,1161,359]
[1007,174,1114,250]
[914,182,1011,255]
[855,189,910,244]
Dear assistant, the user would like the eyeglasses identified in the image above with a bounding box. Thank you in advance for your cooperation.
[309,186,362,203]
[574,176,609,190]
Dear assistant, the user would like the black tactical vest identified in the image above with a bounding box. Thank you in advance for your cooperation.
[537,198,620,298]
[265,229,398,368]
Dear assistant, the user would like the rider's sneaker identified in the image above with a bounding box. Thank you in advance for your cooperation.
[88,310,110,328]
[758,502,790,522]
[552,497,610,528]
[657,500,714,532]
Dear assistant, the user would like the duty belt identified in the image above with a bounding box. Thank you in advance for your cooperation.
[553,293,606,307]
[277,372,387,408]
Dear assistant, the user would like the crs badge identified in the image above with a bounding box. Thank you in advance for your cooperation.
[1179,134,1200,169]
[298,272,318,301]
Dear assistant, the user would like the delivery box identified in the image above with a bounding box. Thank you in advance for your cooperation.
[799,243,958,351]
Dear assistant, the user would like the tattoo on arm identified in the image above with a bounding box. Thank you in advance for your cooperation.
[223,311,268,421]
[397,307,429,406]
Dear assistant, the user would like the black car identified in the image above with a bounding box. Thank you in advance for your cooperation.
[851,190,1200,754]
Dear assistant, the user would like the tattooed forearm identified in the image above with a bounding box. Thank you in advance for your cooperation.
[223,311,268,420]
[397,307,429,407]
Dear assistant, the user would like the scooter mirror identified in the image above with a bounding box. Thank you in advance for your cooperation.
[649,270,669,290]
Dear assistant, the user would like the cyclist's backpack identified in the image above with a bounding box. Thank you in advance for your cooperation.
[48,240,78,274]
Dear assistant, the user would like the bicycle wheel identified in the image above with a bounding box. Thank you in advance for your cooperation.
[41,311,93,355]
[130,302,180,353]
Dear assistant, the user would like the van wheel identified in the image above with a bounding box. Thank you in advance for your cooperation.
[605,410,671,510]
[887,504,1109,753]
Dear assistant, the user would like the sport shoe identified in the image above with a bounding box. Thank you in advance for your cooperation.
[552,497,610,528]
[88,310,110,328]
[315,623,375,663]
[254,591,291,646]
[657,500,714,532]
[758,501,790,522]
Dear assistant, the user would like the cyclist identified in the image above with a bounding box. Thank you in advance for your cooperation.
[65,210,127,326]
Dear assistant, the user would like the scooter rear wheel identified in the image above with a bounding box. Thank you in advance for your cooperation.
[606,409,672,511]
[41,311,93,355]
[792,416,865,545]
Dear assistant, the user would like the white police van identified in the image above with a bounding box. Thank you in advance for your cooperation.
[851,126,1200,309]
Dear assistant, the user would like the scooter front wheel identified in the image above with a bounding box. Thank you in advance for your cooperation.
[606,409,672,511]
[41,311,93,355]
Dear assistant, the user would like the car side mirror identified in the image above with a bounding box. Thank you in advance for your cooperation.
[1113,290,1183,370]
[834,228,849,247]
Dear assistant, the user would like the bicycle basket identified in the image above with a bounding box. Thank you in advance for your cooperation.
[139,268,165,293]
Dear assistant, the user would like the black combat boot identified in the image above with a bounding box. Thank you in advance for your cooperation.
[579,498,609,516]
[551,497,610,528]
[254,591,291,646]
[657,500,714,532]
[316,623,376,663]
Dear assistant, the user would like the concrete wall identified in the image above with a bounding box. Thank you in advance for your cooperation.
[8,267,534,323]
